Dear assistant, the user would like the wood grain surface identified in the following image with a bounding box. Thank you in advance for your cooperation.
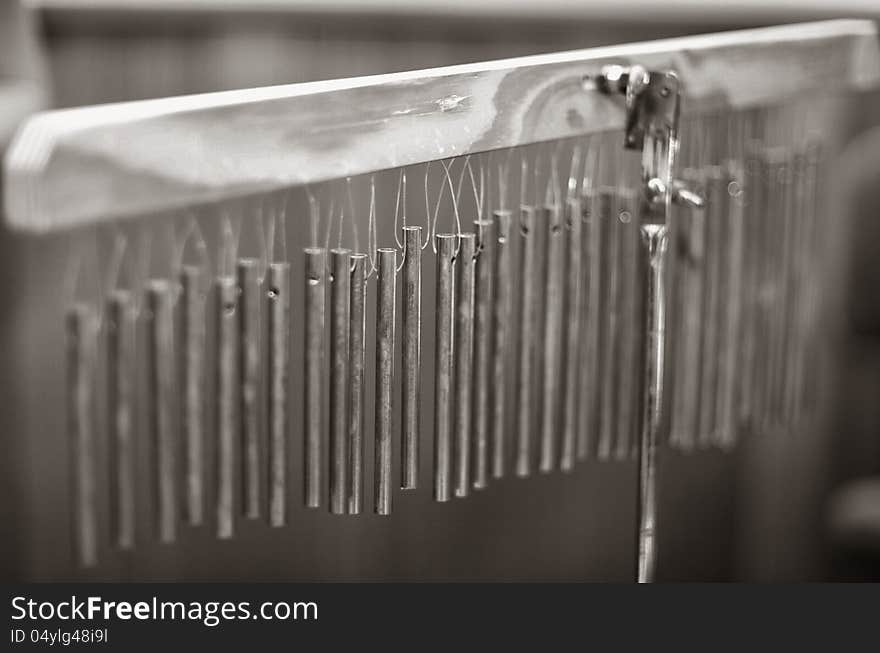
[4,19,878,232]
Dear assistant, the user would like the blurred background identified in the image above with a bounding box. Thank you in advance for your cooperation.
[1,0,879,581]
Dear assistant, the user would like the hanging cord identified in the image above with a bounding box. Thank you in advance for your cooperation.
[336,196,344,250]
[264,197,277,266]
[485,151,494,218]
[253,197,268,281]
[322,193,337,253]
[455,154,486,258]
[167,212,210,304]
[306,184,320,248]
[497,147,513,213]
[533,143,546,207]
[130,223,153,317]
[346,176,360,255]
[266,190,290,264]
[219,207,243,279]
[420,162,433,250]
[566,142,583,204]
[367,175,378,277]
[546,142,563,208]
[428,159,448,253]
[62,237,83,312]
[454,154,485,224]
[278,191,289,263]
[429,158,463,255]
[185,212,210,277]
[393,169,406,250]
[104,228,128,296]
[519,148,530,210]
[581,135,601,206]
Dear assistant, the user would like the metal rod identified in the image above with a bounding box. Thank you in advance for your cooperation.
[598,192,622,460]
[716,166,743,449]
[266,262,290,527]
[237,258,261,519]
[678,171,706,451]
[375,248,397,515]
[791,147,820,420]
[401,225,422,490]
[738,150,765,429]
[782,154,805,425]
[776,154,798,428]
[578,189,612,459]
[560,198,582,471]
[539,204,564,473]
[107,290,135,550]
[179,265,204,527]
[515,206,537,477]
[636,223,669,584]
[490,209,512,479]
[453,232,476,497]
[215,276,237,539]
[698,171,725,447]
[472,219,494,489]
[348,253,367,515]
[756,158,785,432]
[329,248,351,515]
[147,279,176,544]
[67,304,97,567]
[616,191,639,460]
[668,194,688,450]
[304,248,326,509]
[434,233,456,502]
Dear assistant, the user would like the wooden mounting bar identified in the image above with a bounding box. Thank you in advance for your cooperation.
[4,19,878,232]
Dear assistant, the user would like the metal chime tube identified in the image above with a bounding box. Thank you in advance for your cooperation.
[237,259,261,519]
[579,189,612,458]
[668,192,689,449]
[637,222,669,584]
[515,206,537,477]
[560,198,582,471]
[179,265,204,527]
[616,191,639,459]
[401,226,422,490]
[698,171,725,447]
[215,276,237,539]
[599,192,622,460]
[453,233,476,497]
[776,154,799,428]
[329,248,351,515]
[67,305,97,567]
[472,219,494,489]
[434,234,456,502]
[107,290,135,549]
[782,155,805,424]
[147,279,176,544]
[266,262,290,526]
[791,148,820,420]
[348,253,368,515]
[576,191,595,459]
[738,150,765,429]
[490,210,512,479]
[375,248,397,515]
[678,171,706,451]
[539,204,564,473]
[755,158,783,431]
[716,167,743,449]
[304,248,326,509]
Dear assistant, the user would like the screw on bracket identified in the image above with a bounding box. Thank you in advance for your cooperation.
[596,64,703,215]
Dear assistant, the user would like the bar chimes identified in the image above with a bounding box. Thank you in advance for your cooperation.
[4,20,878,581]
